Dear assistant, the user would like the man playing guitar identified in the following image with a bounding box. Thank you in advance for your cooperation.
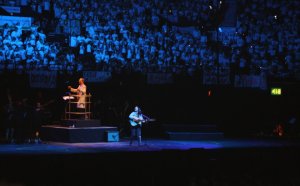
[129,106,144,146]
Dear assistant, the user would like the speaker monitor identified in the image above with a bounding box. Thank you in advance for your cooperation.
[107,131,119,142]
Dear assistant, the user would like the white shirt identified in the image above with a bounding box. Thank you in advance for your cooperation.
[70,84,87,108]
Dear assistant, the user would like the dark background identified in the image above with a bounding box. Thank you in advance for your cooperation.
[1,71,299,139]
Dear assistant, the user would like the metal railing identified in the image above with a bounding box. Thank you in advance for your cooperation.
[64,94,92,120]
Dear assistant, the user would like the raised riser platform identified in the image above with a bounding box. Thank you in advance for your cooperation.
[164,124,224,140]
[40,125,118,143]
[40,119,118,143]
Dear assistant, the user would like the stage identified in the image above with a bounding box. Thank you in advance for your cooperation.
[1,119,300,185]
[0,138,300,185]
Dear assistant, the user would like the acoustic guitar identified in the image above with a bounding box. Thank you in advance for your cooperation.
[130,117,156,127]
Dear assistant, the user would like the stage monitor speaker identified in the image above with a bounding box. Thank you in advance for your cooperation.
[107,131,119,142]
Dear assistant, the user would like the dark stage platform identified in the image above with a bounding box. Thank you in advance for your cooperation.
[40,119,118,143]
[40,125,118,143]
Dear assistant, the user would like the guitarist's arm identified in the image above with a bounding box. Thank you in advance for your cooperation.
[141,114,151,121]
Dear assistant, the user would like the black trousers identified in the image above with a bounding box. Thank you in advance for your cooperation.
[130,125,141,144]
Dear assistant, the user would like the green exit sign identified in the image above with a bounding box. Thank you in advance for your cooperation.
[271,88,282,95]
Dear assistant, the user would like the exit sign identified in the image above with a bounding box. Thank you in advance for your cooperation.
[271,88,282,95]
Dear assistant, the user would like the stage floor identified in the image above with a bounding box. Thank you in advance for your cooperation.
[1,137,300,186]
[0,138,299,155]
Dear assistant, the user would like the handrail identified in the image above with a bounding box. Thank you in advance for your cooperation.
[63,93,92,120]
